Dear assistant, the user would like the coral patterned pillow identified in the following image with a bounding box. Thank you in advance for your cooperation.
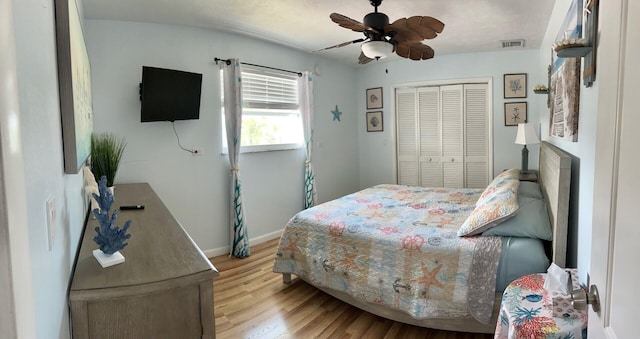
[458,184,519,236]
[475,168,520,206]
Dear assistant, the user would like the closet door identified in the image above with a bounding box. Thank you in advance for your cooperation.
[395,88,419,186]
[440,85,464,188]
[464,84,490,188]
[395,82,490,188]
[418,87,442,187]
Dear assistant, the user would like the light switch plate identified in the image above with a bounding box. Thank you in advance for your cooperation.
[46,195,56,251]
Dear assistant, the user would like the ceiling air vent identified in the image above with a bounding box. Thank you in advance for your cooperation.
[501,39,526,48]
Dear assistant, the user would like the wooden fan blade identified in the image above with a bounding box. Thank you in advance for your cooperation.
[330,13,379,34]
[395,42,435,61]
[386,16,445,43]
[330,13,367,32]
[358,52,374,64]
[313,38,365,52]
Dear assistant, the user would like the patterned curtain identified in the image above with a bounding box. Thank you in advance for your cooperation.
[298,72,317,208]
[220,59,250,258]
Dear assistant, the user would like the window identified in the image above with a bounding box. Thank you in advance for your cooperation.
[221,66,303,152]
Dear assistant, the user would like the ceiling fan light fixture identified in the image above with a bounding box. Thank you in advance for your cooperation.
[361,41,394,59]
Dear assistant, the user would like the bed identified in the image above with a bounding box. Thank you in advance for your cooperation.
[272,141,571,333]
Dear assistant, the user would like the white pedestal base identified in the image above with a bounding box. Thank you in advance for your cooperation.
[93,249,125,268]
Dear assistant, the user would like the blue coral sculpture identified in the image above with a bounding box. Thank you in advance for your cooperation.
[92,176,132,255]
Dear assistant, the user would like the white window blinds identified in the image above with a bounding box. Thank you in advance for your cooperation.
[241,66,299,110]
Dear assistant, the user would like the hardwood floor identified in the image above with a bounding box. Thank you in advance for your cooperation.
[210,238,494,339]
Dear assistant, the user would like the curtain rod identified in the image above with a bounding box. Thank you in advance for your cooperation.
[214,57,302,77]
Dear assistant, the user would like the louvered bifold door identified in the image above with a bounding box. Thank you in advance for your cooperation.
[440,85,464,188]
[464,84,490,188]
[396,88,419,186]
[417,87,442,187]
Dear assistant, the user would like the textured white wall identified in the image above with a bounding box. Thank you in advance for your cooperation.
[85,20,361,253]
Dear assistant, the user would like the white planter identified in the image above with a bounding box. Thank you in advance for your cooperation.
[93,249,125,268]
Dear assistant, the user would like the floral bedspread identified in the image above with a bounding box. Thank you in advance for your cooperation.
[273,184,503,323]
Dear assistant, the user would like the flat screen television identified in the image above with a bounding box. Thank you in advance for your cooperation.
[139,66,203,122]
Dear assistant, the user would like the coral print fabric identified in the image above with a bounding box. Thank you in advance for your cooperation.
[458,169,520,236]
[273,184,502,323]
[495,269,587,339]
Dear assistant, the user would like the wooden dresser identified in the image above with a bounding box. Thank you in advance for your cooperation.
[69,183,218,339]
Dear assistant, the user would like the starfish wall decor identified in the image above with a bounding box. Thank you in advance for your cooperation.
[331,105,342,121]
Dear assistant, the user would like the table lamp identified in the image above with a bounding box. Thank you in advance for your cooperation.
[515,123,540,174]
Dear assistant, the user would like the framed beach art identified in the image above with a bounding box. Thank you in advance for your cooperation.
[366,87,383,109]
[366,111,383,132]
[54,0,94,174]
[504,102,527,126]
[504,73,527,98]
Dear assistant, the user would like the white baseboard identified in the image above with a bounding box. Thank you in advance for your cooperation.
[203,228,283,258]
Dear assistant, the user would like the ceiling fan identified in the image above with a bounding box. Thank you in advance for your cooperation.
[315,0,445,64]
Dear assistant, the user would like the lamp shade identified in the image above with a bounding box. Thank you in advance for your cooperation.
[361,41,394,59]
[515,123,540,145]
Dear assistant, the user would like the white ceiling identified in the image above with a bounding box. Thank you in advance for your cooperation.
[83,0,556,65]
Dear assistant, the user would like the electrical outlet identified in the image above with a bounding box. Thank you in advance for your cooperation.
[192,148,204,156]
[46,195,56,251]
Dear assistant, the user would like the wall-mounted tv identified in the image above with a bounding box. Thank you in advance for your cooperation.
[139,66,203,122]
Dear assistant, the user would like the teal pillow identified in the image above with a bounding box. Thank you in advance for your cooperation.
[519,181,544,200]
[481,195,552,240]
